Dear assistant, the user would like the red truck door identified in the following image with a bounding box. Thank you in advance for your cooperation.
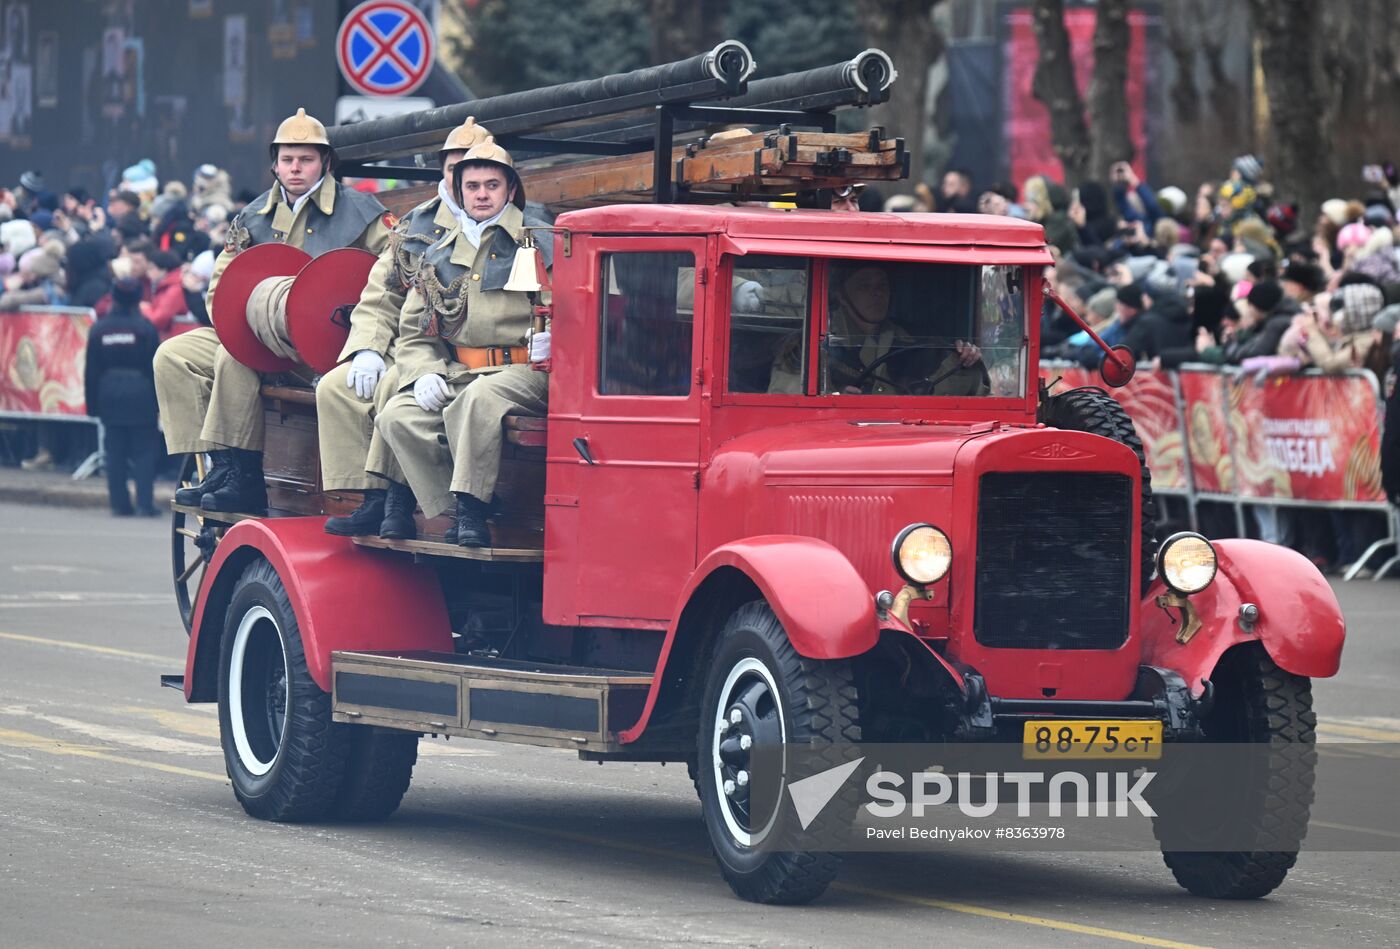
[544,236,708,626]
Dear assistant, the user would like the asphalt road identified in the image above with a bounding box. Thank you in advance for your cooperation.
[2,500,1398,948]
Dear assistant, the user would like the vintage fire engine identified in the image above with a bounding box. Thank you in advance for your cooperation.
[164,45,1345,904]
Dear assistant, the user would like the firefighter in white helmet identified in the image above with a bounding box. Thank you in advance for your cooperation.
[154,108,393,514]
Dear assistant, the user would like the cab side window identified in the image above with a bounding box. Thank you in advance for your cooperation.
[598,251,695,396]
[726,255,811,394]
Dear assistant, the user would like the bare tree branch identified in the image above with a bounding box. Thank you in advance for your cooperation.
[1030,0,1091,185]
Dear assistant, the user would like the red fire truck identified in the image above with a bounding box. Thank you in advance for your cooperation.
[163,50,1345,905]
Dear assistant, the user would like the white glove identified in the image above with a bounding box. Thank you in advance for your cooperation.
[413,373,450,412]
[346,350,386,400]
[529,329,551,363]
[732,280,764,313]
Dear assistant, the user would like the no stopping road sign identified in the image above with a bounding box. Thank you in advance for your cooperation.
[336,0,434,97]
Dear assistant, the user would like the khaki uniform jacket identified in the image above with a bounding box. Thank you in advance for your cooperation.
[206,176,392,304]
[337,195,456,362]
[395,204,536,390]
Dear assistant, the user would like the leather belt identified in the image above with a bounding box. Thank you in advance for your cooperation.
[454,345,528,369]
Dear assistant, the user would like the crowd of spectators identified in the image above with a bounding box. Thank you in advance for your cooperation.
[866,156,1400,573]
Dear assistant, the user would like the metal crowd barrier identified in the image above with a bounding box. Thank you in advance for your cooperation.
[1042,360,1397,580]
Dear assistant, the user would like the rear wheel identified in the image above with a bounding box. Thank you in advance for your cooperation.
[217,558,349,821]
[696,601,860,904]
[1040,386,1158,592]
[172,454,220,635]
[1156,644,1316,898]
[333,727,419,821]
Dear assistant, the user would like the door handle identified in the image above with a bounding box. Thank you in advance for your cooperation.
[572,437,596,465]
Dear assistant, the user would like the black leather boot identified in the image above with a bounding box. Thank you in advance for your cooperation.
[201,448,268,515]
[324,489,386,536]
[378,482,418,540]
[450,492,491,548]
[174,450,232,506]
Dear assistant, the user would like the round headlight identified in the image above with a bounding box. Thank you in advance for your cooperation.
[1157,531,1218,595]
[892,523,952,585]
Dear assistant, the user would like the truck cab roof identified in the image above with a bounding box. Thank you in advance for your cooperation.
[556,205,1052,253]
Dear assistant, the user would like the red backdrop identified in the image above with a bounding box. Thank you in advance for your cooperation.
[0,309,93,417]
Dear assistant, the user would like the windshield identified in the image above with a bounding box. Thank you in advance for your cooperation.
[728,257,1027,398]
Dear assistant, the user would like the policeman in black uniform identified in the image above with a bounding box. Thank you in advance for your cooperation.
[85,277,162,516]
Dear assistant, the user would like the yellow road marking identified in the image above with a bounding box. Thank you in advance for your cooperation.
[1317,722,1400,742]
[118,706,220,739]
[0,727,225,782]
[1313,820,1400,841]
[0,720,1210,948]
[0,630,174,665]
[466,814,1210,948]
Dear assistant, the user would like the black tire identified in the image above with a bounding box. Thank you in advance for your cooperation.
[696,601,861,905]
[1156,644,1317,899]
[217,558,350,821]
[333,727,419,822]
[1040,386,1158,592]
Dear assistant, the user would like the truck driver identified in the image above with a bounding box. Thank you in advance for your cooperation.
[769,264,986,396]
[375,138,554,548]
[156,108,392,515]
[318,118,490,540]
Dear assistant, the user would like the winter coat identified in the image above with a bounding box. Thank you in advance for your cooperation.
[0,276,66,310]
[1381,339,1400,505]
[83,303,159,427]
[145,269,194,340]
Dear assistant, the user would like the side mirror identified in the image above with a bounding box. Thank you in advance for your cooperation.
[1099,344,1137,388]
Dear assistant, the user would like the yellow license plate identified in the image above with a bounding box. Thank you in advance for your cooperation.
[1022,720,1163,759]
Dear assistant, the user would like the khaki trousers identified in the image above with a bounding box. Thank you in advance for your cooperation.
[315,360,404,491]
[376,365,548,518]
[153,327,220,454]
[199,344,266,452]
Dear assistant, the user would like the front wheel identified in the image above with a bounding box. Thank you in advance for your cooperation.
[217,558,349,821]
[1155,644,1317,898]
[696,601,860,904]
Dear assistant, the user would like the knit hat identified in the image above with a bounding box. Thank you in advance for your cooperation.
[18,170,44,193]
[1246,280,1284,313]
[30,209,54,232]
[1,218,36,256]
[35,191,59,211]
[18,244,61,279]
[1337,222,1373,250]
[112,277,144,307]
[1219,252,1255,284]
[1320,199,1350,227]
[1232,154,1263,183]
[1156,185,1187,217]
[1087,286,1118,320]
[1332,283,1385,334]
[1280,261,1326,294]
[0,252,14,277]
[189,249,216,282]
[1362,204,1394,228]
[1116,284,1145,310]
[1374,303,1400,337]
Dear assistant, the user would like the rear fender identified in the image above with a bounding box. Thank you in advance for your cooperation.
[184,517,452,701]
[619,536,879,742]
[1140,538,1345,695]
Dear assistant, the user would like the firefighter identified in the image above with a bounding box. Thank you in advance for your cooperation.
[375,138,553,547]
[155,108,392,515]
[319,118,490,540]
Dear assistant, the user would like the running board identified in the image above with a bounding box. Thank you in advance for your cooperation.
[330,650,652,752]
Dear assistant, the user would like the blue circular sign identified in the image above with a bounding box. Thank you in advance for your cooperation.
[336,0,434,97]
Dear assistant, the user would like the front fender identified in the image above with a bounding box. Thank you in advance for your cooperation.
[1140,538,1345,694]
[618,536,879,743]
[185,517,452,700]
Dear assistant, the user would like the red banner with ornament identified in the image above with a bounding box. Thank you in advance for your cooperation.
[1044,363,1386,506]
[1043,366,1188,492]
[0,308,94,417]
[1228,372,1384,503]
